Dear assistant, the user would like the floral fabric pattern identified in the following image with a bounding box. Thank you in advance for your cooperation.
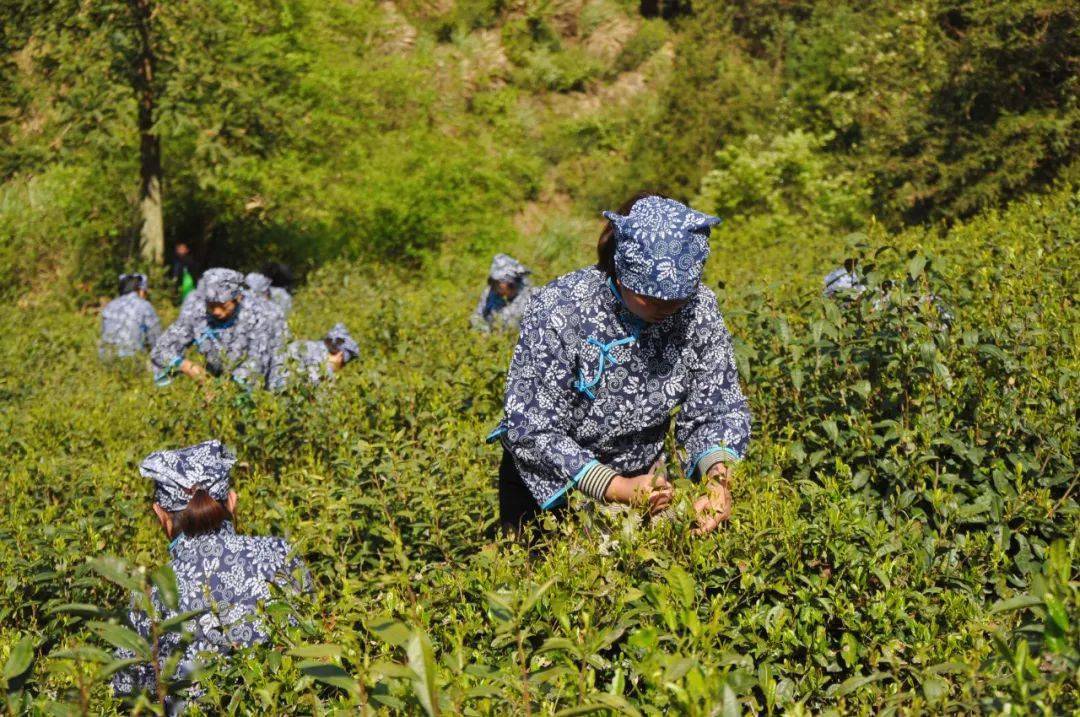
[283,324,359,386]
[119,273,149,292]
[823,267,866,297]
[472,254,533,332]
[285,340,332,385]
[488,253,530,284]
[471,284,533,333]
[245,272,272,295]
[495,266,751,508]
[99,293,162,359]
[140,440,236,511]
[201,268,246,304]
[603,196,721,301]
[111,523,311,702]
[269,287,293,315]
[324,323,359,361]
[151,294,289,389]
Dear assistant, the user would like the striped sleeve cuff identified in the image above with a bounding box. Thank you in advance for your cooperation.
[578,463,619,502]
[540,460,620,510]
[693,446,740,479]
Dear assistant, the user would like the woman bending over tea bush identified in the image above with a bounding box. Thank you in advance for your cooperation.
[151,268,288,389]
[490,195,751,534]
[471,253,533,333]
[112,440,310,711]
[284,322,361,385]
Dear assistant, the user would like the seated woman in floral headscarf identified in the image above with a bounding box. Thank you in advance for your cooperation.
[99,273,162,359]
[470,254,533,333]
[111,440,310,710]
[284,323,360,385]
[151,268,289,389]
[489,195,752,535]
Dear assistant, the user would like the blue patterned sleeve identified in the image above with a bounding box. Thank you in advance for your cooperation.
[502,294,599,504]
[150,312,196,372]
[675,293,752,478]
[470,287,491,332]
[110,602,156,697]
[235,303,288,389]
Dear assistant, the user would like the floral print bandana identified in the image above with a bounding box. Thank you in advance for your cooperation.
[603,196,721,301]
[201,268,245,304]
[245,272,272,296]
[324,323,359,362]
[488,254,530,284]
[119,273,149,293]
[140,440,236,511]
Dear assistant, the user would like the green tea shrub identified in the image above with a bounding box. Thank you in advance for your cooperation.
[2,182,1076,714]
[2,0,1078,712]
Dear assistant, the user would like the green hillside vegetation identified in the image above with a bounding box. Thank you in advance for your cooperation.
[1,0,1077,713]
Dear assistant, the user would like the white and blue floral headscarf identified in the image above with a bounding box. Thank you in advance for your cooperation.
[140,440,236,512]
[119,273,149,294]
[823,267,866,297]
[325,323,359,362]
[603,196,721,301]
[245,272,272,296]
[201,268,245,304]
[488,254,530,285]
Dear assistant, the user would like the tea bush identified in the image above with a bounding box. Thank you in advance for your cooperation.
[1,179,1076,714]
[2,0,1078,712]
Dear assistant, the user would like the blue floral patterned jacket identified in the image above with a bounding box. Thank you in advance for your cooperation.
[151,296,288,389]
[494,266,751,508]
[99,293,162,359]
[111,523,310,704]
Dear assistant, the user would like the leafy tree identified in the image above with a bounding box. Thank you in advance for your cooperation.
[1,0,309,264]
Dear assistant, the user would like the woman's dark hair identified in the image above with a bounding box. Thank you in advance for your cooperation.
[261,261,294,290]
[118,274,143,296]
[171,488,231,537]
[598,191,664,278]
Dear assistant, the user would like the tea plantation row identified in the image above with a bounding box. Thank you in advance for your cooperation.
[0,185,1076,713]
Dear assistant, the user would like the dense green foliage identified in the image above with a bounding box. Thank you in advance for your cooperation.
[1,0,1078,713]
[1,180,1076,714]
[625,0,1080,226]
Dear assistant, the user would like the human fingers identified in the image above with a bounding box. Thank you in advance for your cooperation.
[648,488,673,509]
[628,476,653,506]
[710,484,733,520]
[692,514,720,536]
[693,494,709,514]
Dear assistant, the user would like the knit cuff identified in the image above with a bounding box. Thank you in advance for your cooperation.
[578,463,619,502]
[694,446,740,479]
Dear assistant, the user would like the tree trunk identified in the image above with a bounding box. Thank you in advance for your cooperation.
[130,0,163,264]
